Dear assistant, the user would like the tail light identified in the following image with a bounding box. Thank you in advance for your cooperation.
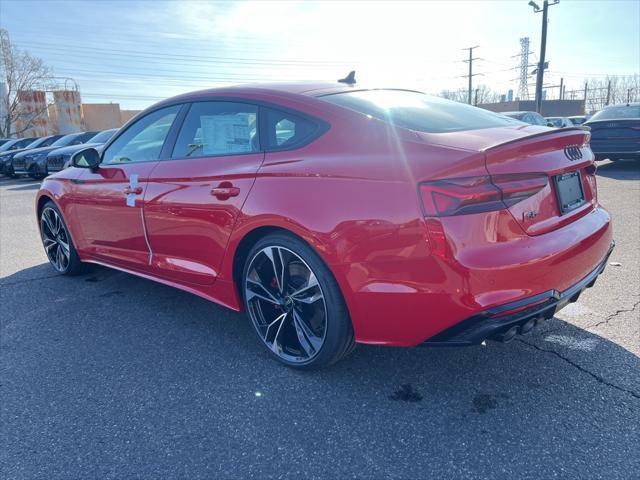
[419,174,548,217]
[585,162,598,202]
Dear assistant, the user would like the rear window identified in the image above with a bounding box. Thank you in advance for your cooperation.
[320,89,521,133]
[590,105,640,121]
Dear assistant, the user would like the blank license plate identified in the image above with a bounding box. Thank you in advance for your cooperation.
[554,171,585,214]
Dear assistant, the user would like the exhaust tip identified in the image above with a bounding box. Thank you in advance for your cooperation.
[520,318,536,335]
[495,325,519,343]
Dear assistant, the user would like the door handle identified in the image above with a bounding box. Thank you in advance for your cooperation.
[123,186,143,195]
[211,182,240,200]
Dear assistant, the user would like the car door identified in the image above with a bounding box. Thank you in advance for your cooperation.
[70,105,181,270]
[142,101,264,285]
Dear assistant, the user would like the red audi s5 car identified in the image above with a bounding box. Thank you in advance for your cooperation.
[36,83,614,368]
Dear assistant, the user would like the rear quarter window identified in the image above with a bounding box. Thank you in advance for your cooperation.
[320,89,521,133]
[262,108,325,151]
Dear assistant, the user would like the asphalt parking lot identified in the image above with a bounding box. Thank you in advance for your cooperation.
[1,160,638,479]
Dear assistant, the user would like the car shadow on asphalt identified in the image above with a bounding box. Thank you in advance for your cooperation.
[596,159,640,181]
[3,262,638,396]
[2,263,639,477]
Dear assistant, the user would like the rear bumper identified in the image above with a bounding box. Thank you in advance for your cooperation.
[423,241,614,346]
[336,205,613,347]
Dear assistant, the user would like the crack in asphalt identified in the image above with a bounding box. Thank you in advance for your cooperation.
[516,338,640,400]
[586,299,640,330]
[540,298,640,337]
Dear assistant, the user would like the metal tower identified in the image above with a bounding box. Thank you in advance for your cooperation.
[517,37,530,100]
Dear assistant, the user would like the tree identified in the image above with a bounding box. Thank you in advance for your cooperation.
[0,29,53,137]
[438,84,502,105]
[584,74,640,113]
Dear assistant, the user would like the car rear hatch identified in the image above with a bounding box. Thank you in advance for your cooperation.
[482,127,596,236]
[587,119,640,153]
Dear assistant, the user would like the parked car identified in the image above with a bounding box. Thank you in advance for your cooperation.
[0,138,14,147]
[0,135,63,176]
[0,137,38,154]
[36,83,613,369]
[12,131,98,179]
[501,111,549,126]
[0,137,39,174]
[545,116,572,128]
[568,115,588,126]
[584,103,640,161]
[46,129,118,173]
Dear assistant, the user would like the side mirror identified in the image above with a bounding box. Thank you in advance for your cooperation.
[71,147,100,169]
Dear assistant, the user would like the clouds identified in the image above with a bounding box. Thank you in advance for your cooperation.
[2,0,637,110]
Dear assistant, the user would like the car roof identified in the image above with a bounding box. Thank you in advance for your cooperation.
[163,82,356,102]
[601,102,639,109]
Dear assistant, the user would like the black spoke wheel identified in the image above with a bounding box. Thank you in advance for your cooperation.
[39,201,86,275]
[243,233,355,369]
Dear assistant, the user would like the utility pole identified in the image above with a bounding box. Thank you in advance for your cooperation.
[529,0,559,113]
[606,80,611,105]
[628,88,633,103]
[559,77,563,100]
[474,88,479,106]
[583,81,588,114]
[462,45,481,105]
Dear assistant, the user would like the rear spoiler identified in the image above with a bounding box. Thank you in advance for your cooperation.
[482,127,590,152]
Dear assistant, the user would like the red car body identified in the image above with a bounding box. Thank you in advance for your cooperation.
[36,83,613,347]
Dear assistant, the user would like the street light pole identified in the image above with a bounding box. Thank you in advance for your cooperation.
[530,0,559,113]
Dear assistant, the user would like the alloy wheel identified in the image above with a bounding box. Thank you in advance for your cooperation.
[244,246,328,364]
[40,207,71,273]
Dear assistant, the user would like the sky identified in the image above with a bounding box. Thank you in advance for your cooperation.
[1,0,638,110]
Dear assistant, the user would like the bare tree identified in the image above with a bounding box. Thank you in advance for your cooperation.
[584,74,640,113]
[438,84,502,105]
[0,29,53,137]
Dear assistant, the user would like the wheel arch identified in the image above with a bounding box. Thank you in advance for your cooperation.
[36,192,55,219]
[225,218,347,310]
[230,223,335,297]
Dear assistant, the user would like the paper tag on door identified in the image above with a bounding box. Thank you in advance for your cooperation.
[127,174,140,207]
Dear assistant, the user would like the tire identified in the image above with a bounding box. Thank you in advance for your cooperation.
[39,201,88,275]
[242,232,355,369]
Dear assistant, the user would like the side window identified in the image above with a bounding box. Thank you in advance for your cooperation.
[102,105,180,164]
[171,102,258,159]
[264,108,319,150]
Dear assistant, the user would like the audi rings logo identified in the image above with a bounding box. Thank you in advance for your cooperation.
[564,145,583,161]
